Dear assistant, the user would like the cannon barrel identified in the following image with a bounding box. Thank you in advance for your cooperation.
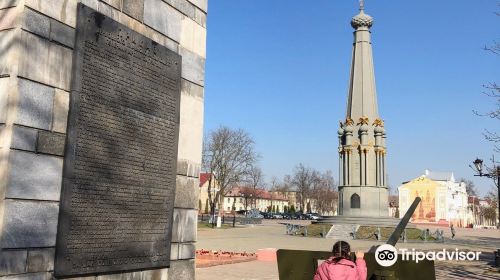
[387,196,421,246]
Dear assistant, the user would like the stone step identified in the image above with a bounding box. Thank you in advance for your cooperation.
[325,224,358,239]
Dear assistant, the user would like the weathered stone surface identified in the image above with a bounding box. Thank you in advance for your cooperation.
[187,0,207,12]
[0,200,59,248]
[101,0,121,10]
[178,243,195,260]
[144,0,182,42]
[118,12,146,36]
[37,130,65,156]
[80,0,98,10]
[144,25,178,53]
[179,46,205,86]
[0,6,20,31]
[0,78,9,123]
[96,271,140,280]
[52,88,69,133]
[181,78,204,99]
[11,125,37,151]
[16,78,54,130]
[170,242,179,260]
[167,259,195,280]
[171,208,197,242]
[47,39,73,90]
[175,175,199,209]
[27,248,55,273]
[50,19,75,48]
[25,0,77,27]
[22,8,50,38]
[0,30,16,76]
[140,268,169,280]
[0,0,19,9]
[176,159,200,177]
[177,82,204,166]
[164,0,195,20]
[180,17,206,58]
[0,272,52,280]
[6,150,63,201]
[97,1,120,21]
[0,250,27,276]
[122,0,144,22]
[194,7,206,28]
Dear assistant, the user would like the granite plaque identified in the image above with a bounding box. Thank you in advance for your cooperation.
[54,4,181,277]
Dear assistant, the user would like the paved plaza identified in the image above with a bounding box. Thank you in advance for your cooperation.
[196,220,500,280]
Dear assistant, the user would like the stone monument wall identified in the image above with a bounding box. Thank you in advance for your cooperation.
[0,0,206,279]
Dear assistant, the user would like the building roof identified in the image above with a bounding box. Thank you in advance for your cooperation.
[226,186,289,201]
[199,173,211,187]
[423,170,455,182]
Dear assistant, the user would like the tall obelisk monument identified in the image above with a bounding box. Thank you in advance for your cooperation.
[337,1,389,217]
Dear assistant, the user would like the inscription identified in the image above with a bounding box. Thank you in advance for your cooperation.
[55,4,181,277]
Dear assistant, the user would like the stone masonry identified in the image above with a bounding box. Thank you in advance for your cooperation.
[0,0,206,279]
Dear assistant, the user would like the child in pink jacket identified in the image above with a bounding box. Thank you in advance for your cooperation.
[313,241,367,280]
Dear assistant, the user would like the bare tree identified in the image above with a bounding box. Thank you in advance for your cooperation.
[311,170,338,215]
[291,163,316,212]
[459,178,478,197]
[245,166,264,208]
[202,126,257,227]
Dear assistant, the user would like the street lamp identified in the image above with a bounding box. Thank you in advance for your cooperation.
[471,158,500,227]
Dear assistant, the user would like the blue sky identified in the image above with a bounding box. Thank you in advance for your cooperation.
[203,0,499,196]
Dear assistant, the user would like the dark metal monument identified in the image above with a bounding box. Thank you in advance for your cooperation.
[54,4,181,277]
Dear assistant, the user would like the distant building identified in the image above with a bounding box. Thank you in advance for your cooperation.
[388,195,399,218]
[223,187,289,213]
[398,170,468,227]
[198,173,218,213]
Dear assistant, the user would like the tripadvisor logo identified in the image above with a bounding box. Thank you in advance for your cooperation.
[374,245,482,267]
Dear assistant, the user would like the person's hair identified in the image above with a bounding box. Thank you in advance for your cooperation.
[331,241,351,262]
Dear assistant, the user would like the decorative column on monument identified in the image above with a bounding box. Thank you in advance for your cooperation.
[337,2,389,217]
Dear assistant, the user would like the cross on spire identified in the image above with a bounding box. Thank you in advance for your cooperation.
[360,0,365,11]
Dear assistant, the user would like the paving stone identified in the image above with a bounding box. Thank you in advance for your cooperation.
[6,150,63,201]
[0,0,19,9]
[186,0,207,12]
[37,130,65,156]
[0,6,20,31]
[171,208,197,242]
[175,175,199,209]
[179,46,205,86]
[122,0,144,22]
[0,200,59,248]
[0,30,16,76]
[52,88,69,133]
[167,259,195,280]
[0,78,9,123]
[0,250,27,276]
[49,19,75,48]
[22,8,49,38]
[11,125,37,151]
[26,248,54,273]
[178,243,195,259]
[144,0,182,42]
[25,0,78,28]
[16,78,54,130]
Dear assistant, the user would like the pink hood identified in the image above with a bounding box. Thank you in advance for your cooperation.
[313,257,367,280]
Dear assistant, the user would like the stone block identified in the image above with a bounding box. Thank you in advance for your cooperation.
[0,78,9,123]
[164,0,195,20]
[187,0,207,12]
[179,46,205,86]
[181,78,203,99]
[96,271,141,280]
[50,19,75,48]
[118,12,146,36]
[0,200,59,248]
[140,268,168,280]
[171,208,197,242]
[101,0,121,10]
[47,39,73,90]
[18,31,50,86]
[0,29,16,76]
[178,243,195,260]
[27,248,54,273]
[16,78,54,130]
[0,272,52,280]
[37,130,65,156]
[25,0,78,28]
[180,17,206,58]
[80,0,98,11]
[52,88,69,133]
[177,83,203,166]
[6,150,63,201]
[175,175,199,209]
[11,125,37,151]
[144,0,182,42]
[170,242,179,260]
[98,1,120,22]
[167,259,195,280]
[0,250,27,276]
[176,159,200,177]
[144,25,178,53]
[122,0,144,22]
[0,0,19,9]
[193,8,206,28]
[0,6,20,31]
[22,8,50,38]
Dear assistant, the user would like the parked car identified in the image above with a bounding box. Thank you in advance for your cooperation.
[271,213,283,219]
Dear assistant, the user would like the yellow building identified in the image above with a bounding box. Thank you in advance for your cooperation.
[398,170,468,227]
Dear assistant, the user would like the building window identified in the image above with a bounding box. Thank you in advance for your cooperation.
[351,194,360,209]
